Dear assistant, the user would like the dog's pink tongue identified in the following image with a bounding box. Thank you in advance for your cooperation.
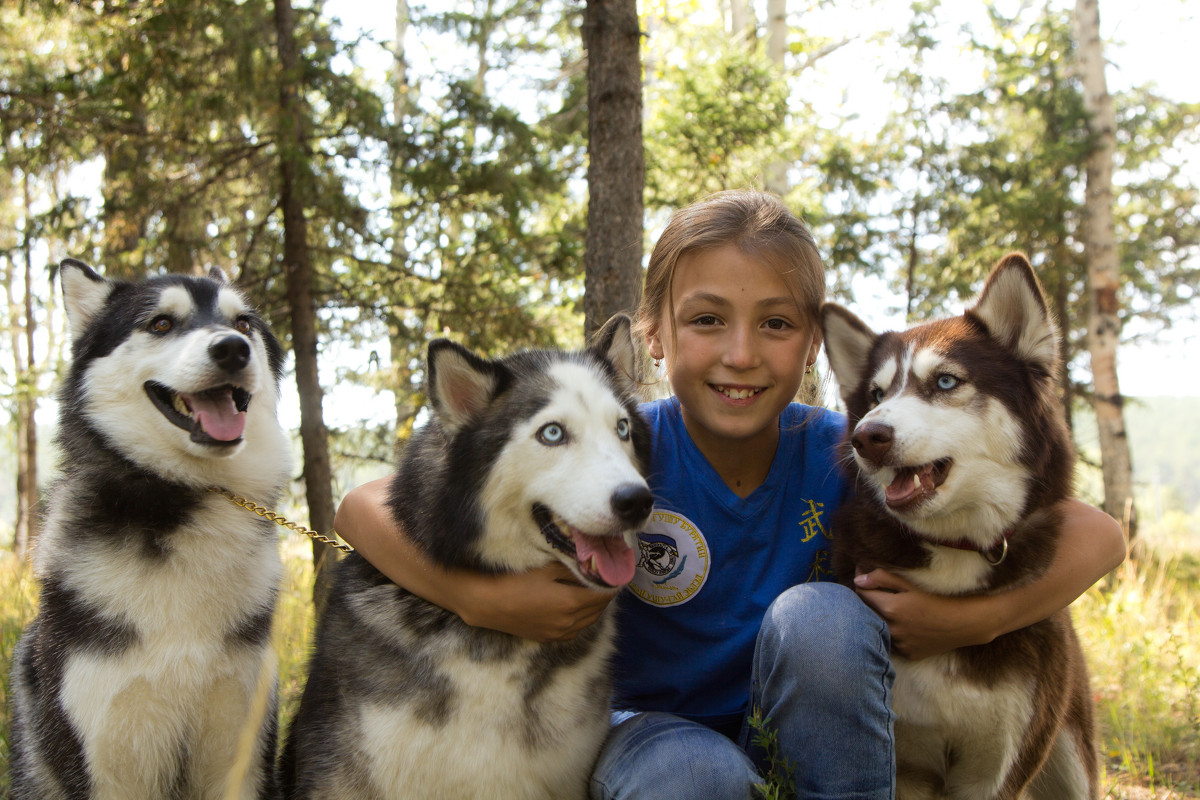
[183,390,246,441]
[885,465,935,508]
[575,533,637,587]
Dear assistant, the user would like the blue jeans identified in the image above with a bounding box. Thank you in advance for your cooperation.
[589,583,896,799]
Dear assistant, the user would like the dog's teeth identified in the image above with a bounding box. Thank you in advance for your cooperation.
[174,395,191,417]
[914,473,922,491]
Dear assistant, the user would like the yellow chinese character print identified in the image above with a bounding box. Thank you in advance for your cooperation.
[806,548,834,582]
[798,498,826,543]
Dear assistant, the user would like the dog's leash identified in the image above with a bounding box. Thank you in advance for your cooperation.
[208,486,354,554]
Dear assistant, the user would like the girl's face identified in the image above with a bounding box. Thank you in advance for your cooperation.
[648,243,822,457]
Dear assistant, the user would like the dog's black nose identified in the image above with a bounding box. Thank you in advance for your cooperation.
[210,334,251,372]
[611,482,654,525]
[852,421,894,466]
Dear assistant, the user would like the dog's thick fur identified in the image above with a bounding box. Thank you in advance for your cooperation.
[9,260,292,800]
[821,254,1097,800]
[280,315,653,800]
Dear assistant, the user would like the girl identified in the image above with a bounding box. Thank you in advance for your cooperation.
[336,190,1125,799]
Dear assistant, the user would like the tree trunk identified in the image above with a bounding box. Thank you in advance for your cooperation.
[100,61,150,279]
[727,0,756,43]
[273,0,339,606]
[582,0,645,340]
[389,0,414,433]
[763,0,789,196]
[1075,0,1136,544]
[8,169,40,563]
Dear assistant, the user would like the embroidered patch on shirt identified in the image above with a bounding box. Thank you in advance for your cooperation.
[629,510,710,607]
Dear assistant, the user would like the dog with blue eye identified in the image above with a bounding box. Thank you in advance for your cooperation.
[822,253,1098,800]
[281,314,654,800]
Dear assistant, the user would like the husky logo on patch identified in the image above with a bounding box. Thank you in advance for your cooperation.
[629,510,710,607]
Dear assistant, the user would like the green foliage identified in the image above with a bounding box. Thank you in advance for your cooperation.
[644,40,790,208]
[748,707,797,800]
[816,1,1200,411]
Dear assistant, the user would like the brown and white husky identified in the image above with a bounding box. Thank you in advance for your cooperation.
[821,253,1098,800]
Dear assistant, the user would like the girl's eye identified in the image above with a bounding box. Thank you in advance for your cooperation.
[764,318,791,331]
[148,316,174,334]
[870,387,885,404]
[616,418,630,440]
[537,422,567,446]
[936,374,960,391]
[234,317,254,335]
[692,314,720,327]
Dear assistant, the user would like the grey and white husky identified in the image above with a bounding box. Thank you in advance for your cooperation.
[9,259,292,800]
[280,315,653,800]
[822,253,1097,800]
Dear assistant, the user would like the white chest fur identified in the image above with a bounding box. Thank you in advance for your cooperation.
[355,628,614,800]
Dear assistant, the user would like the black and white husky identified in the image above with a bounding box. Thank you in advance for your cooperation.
[822,253,1097,800]
[280,315,653,800]
[9,259,292,800]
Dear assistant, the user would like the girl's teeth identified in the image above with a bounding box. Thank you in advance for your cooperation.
[721,387,756,400]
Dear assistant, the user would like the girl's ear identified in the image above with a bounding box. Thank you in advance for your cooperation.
[647,335,664,361]
[806,334,822,368]
[645,323,664,361]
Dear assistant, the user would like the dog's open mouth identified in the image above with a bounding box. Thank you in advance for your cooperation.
[145,381,251,445]
[533,503,637,589]
[884,458,953,509]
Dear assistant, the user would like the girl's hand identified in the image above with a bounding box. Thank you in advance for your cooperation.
[335,477,616,643]
[854,497,1125,661]
[853,570,995,660]
[453,562,618,643]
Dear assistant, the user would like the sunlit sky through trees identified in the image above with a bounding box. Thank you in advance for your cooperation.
[288,0,1199,431]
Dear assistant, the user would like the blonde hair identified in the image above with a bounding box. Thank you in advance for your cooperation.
[635,190,826,349]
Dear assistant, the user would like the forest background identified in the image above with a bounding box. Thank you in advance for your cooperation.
[1,0,1198,796]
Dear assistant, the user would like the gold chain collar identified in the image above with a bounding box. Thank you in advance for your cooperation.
[209,486,354,554]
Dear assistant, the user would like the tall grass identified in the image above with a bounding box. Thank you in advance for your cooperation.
[0,556,38,798]
[1,527,1197,797]
[1075,547,1200,797]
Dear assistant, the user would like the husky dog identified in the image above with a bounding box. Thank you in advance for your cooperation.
[281,315,654,800]
[9,259,292,800]
[821,253,1097,800]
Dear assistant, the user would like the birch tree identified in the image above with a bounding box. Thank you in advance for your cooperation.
[1075,0,1136,541]
[763,0,789,196]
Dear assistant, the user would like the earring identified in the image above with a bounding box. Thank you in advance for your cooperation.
[654,358,662,369]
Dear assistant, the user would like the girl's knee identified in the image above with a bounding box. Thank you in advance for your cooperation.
[759,582,890,676]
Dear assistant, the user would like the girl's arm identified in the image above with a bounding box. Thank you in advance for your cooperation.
[853,498,1126,660]
[334,477,615,642]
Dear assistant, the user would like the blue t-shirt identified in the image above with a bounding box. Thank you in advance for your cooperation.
[611,397,850,730]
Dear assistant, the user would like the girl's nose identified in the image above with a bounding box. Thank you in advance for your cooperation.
[721,326,761,369]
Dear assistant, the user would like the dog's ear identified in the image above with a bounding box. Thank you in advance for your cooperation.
[207,266,230,284]
[970,253,1060,371]
[821,302,878,408]
[426,339,508,433]
[588,313,638,390]
[60,259,114,341]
